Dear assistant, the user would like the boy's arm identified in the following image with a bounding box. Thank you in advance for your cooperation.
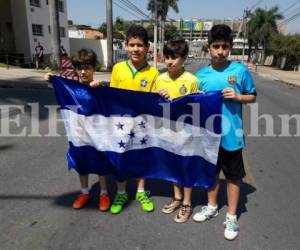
[222,88,256,104]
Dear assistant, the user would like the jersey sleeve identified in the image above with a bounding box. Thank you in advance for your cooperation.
[151,74,161,93]
[241,68,257,95]
[110,64,118,87]
[190,76,199,93]
[149,68,160,92]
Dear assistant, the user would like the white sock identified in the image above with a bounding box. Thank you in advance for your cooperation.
[100,189,107,195]
[208,203,218,210]
[226,213,237,219]
[81,188,89,194]
[118,190,126,194]
[137,188,145,193]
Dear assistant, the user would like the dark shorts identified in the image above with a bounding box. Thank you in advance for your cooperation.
[216,147,245,180]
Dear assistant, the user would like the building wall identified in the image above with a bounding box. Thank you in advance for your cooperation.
[10,0,70,64]
[0,0,16,53]
[70,38,107,67]
[10,0,31,61]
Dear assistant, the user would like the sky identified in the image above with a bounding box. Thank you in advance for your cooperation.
[68,0,300,34]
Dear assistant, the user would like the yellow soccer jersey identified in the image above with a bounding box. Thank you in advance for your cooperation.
[153,71,199,99]
[110,61,159,92]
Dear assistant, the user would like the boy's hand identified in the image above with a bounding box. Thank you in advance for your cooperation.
[88,80,103,88]
[44,72,54,82]
[222,87,241,101]
[158,89,170,99]
[193,90,205,94]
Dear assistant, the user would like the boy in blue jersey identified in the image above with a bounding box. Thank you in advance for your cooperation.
[193,24,257,240]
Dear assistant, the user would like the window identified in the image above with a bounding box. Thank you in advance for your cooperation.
[60,27,66,37]
[58,1,64,12]
[32,24,43,36]
[46,0,48,5]
[48,25,51,34]
[30,0,40,7]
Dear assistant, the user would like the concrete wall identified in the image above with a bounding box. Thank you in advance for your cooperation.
[70,38,108,67]
[10,0,31,61]
[0,0,16,53]
[10,0,70,64]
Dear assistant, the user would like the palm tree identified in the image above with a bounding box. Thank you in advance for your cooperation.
[247,6,283,63]
[147,0,179,60]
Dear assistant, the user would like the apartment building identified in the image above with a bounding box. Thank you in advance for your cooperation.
[0,0,69,65]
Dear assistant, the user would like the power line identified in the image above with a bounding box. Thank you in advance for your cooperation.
[113,0,145,20]
[280,11,300,25]
[117,0,150,19]
[280,0,300,14]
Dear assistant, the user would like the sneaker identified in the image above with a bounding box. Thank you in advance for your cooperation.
[99,194,110,211]
[162,198,182,214]
[110,193,128,214]
[72,193,90,209]
[136,191,154,212]
[193,205,219,222]
[174,204,192,223]
[223,215,239,240]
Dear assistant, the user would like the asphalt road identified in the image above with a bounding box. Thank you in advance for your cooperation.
[0,61,299,250]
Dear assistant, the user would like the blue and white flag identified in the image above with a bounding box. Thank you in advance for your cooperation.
[52,76,222,189]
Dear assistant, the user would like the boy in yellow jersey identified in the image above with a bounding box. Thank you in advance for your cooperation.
[108,25,159,214]
[153,37,199,223]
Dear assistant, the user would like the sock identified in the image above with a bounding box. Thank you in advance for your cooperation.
[118,190,126,194]
[100,189,107,195]
[226,213,237,219]
[81,188,89,194]
[137,188,145,193]
[208,203,218,210]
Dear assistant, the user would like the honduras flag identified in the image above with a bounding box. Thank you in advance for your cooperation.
[52,76,222,189]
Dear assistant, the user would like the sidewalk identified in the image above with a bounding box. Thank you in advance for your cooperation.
[0,61,166,89]
[250,64,300,87]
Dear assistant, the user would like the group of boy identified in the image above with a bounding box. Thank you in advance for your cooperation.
[46,24,256,241]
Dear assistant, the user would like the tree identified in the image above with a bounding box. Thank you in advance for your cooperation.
[271,34,300,69]
[247,6,283,63]
[164,24,179,41]
[147,0,180,60]
[98,22,107,37]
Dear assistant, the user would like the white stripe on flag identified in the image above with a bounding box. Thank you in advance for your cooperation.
[61,109,221,165]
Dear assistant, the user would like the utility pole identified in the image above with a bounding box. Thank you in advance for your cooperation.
[106,0,113,71]
[49,0,61,70]
[242,8,249,63]
[153,0,158,68]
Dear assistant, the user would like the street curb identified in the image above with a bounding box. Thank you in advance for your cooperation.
[252,71,300,88]
[0,80,50,89]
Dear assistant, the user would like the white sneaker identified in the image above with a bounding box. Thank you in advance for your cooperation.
[223,215,239,240]
[193,205,218,222]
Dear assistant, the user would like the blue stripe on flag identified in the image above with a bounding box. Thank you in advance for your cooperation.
[52,76,223,189]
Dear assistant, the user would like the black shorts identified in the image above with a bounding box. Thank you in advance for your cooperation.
[216,147,245,180]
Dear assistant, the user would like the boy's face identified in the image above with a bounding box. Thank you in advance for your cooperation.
[77,65,95,83]
[126,37,148,64]
[164,54,186,74]
[208,40,231,65]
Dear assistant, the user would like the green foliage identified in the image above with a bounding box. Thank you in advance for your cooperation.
[164,24,179,41]
[246,6,283,55]
[271,34,300,65]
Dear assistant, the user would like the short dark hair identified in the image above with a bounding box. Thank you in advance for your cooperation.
[72,49,97,68]
[126,25,149,45]
[208,24,233,45]
[163,37,189,58]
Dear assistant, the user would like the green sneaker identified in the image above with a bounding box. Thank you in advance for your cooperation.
[110,193,128,214]
[136,191,154,212]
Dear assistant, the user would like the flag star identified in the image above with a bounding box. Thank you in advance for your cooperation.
[138,121,146,128]
[140,137,147,145]
[118,140,126,148]
[116,122,124,130]
[128,131,135,139]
